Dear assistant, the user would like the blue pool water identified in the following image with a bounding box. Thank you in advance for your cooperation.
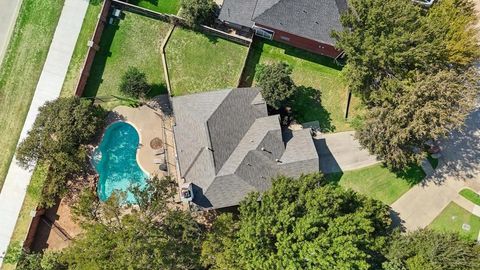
[92,122,148,203]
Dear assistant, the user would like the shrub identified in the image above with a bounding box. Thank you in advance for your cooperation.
[119,67,150,98]
[180,0,216,27]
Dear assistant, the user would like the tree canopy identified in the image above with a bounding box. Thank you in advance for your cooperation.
[119,66,150,98]
[384,230,480,270]
[16,97,106,206]
[255,62,296,110]
[334,0,480,169]
[180,0,216,27]
[58,177,203,270]
[201,173,393,270]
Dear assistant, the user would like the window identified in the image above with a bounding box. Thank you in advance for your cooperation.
[254,27,274,40]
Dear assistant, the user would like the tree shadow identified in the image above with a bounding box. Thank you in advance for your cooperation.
[392,164,425,186]
[129,0,159,6]
[239,37,263,87]
[291,86,335,132]
[147,83,167,98]
[82,23,120,98]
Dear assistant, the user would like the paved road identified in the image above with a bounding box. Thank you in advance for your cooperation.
[392,107,480,231]
[0,0,22,65]
[314,131,379,173]
[0,0,89,266]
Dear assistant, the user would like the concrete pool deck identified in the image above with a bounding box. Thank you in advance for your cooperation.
[106,105,168,178]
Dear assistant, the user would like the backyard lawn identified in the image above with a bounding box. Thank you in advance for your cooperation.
[166,28,249,96]
[327,164,425,205]
[130,0,180,14]
[429,202,480,241]
[243,39,363,132]
[61,1,103,97]
[0,0,64,190]
[82,11,169,107]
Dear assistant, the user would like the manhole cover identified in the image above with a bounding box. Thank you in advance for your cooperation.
[150,137,163,149]
[462,223,471,231]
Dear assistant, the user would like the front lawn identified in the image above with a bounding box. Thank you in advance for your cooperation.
[61,1,103,97]
[165,27,249,96]
[243,39,363,132]
[0,0,64,190]
[130,0,180,14]
[459,188,480,206]
[429,202,480,241]
[326,164,425,205]
[82,11,169,107]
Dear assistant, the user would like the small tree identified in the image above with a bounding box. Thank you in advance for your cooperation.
[180,0,216,27]
[119,67,150,98]
[255,62,296,110]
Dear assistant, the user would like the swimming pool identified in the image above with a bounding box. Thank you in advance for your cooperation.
[92,121,148,203]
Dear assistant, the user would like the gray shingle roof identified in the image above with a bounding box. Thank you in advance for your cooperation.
[219,0,347,46]
[172,88,319,209]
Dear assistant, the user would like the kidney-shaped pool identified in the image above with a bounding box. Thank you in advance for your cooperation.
[92,121,148,203]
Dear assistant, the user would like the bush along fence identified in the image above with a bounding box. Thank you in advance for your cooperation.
[74,0,112,97]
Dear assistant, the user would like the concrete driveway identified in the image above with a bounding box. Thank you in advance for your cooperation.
[0,0,22,64]
[314,131,379,174]
[392,107,480,231]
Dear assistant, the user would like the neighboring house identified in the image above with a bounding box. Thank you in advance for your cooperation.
[172,88,319,210]
[218,0,347,58]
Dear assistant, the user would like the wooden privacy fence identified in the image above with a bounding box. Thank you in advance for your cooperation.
[74,0,112,97]
[74,0,253,97]
[112,0,252,46]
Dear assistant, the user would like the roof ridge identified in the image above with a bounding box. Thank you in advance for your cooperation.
[251,0,282,21]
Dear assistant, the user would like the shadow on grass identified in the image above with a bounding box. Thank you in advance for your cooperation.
[129,0,159,6]
[82,23,119,98]
[291,86,335,132]
[393,164,425,186]
[147,83,167,98]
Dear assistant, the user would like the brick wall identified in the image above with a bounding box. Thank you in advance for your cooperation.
[255,24,342,59]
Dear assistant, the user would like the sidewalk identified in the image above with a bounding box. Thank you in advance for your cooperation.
[0,0,89,266]
[0,0,22,64]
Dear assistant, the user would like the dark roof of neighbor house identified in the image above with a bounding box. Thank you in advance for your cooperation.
[218,0,347,46]
[172,88,319,209]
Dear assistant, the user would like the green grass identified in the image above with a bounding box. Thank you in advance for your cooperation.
[243,39,364,132]
[130,0,180,14]
[0,0,64,191]
[83,11,169,108]
[2,164,48,270]
[326,164,425,205]
[459,188,480,206]
[429,202,480,241]
[61,1,103,97]
[166,27,249,96]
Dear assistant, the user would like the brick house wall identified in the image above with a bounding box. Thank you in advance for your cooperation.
[254,23,343,58]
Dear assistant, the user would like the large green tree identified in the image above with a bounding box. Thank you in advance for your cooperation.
[357,69,479,168]
[180,0,216,27]
[16,97,106,206]
[334,0,480,169]
[255,62,296,110]
[59,177,203,270]
[333,0,444,100]
[201,173,393,270]
[384,230,480,270]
